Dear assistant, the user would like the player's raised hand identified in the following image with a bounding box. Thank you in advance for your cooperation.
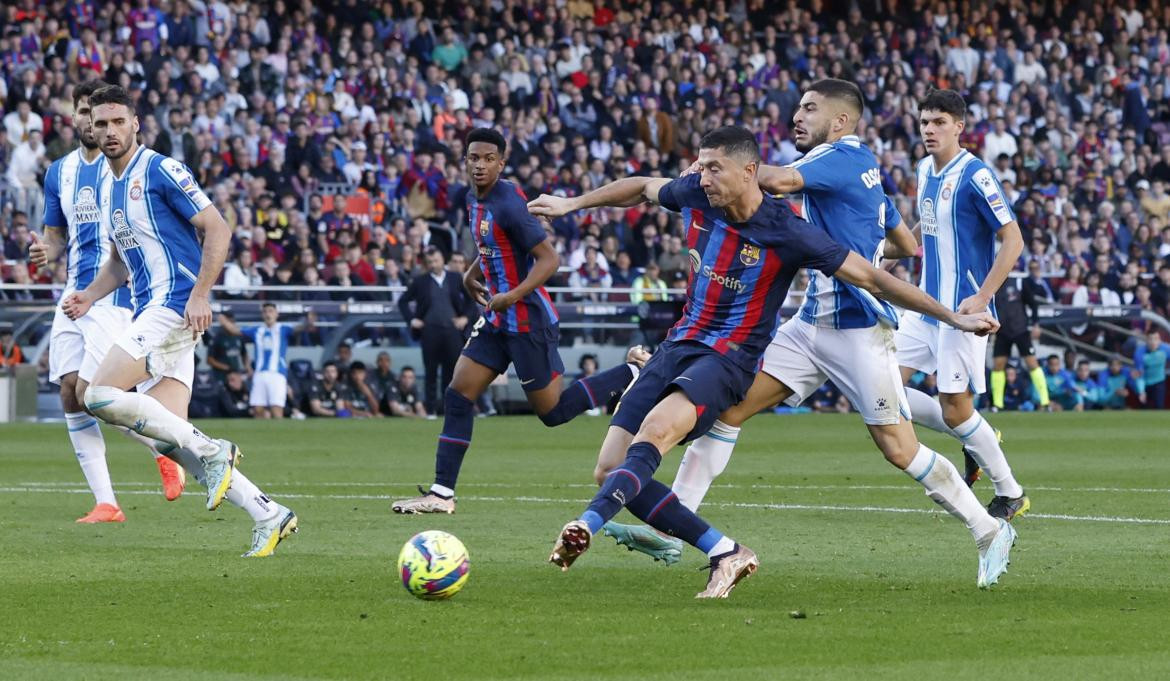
[952,311,999,336]
[61,291,93,321]
[680,159,701,177]
[27,232,49,268]
[527,194,575,218]
[183,294,213,340]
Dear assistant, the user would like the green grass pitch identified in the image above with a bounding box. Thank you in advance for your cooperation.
[2,412,1169,680]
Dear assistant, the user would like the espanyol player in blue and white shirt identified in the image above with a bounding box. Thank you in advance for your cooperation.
[895,89,1030,525]
[603,81,1020,590]
[218,302,309,419]
[529,125,1007,597]
[61,85,296,557]
[30,79,186,523]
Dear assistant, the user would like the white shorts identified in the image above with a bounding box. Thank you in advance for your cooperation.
[114,306,198,390]
[49,305,134,385]
[249,371,288,408]
[895,313,988,394]
[762,318,910,425]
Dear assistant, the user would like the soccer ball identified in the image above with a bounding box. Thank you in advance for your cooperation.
[397,530,470,600]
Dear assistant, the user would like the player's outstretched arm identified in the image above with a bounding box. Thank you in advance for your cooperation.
[957,221,1023,314]
[883,223,918,259]
[527,177,671,217]
[62,246,129,320]
[187,205,232,337]
[834,251,1000,335]
[682,159,804,196]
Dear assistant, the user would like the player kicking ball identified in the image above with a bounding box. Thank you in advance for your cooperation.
[61,85,296,557]
[895,89,1030,523]
[391,128,649,515]
[601,80,1018,589]
[31,79,185,522]
[528,126,1001,597]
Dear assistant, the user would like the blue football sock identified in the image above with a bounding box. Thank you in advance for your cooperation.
[580,441,661,533]
[626,478,723,552]
[538,364,634,427]
[433,387,475,492]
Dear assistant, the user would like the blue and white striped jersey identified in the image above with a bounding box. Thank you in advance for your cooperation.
[790,135,902,329]
[98,146,213,319]
[914,149,1015,326]
[42,148,133,309]
[245,323,293,375]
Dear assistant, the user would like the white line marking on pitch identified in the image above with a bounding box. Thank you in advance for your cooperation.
[15,481,1170,494]
[1,486,1167,526]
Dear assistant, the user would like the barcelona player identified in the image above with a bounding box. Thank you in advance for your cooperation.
[529,126,1010,597]
[391,128,648,514]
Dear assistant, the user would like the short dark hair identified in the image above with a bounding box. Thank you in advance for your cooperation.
[401,365,416,374]
[466,127,507,155]
[918,88,967,121]
[73,79,107,108]
[88,84,134,112]
[262,302,276,310]
[807,78,864,116]
[323,361,338,371]
[424,245,445,260]
[699,126,760,165]
[349,361,367,372]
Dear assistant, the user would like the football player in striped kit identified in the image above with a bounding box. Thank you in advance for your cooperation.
[895,89,1030,524]
[31,79,185,523]
[61,85,296,557]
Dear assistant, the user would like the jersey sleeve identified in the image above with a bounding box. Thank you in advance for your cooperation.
[787,145,838,192]
[655,174,705,212]
[281,325,294,343]
[42,161,66,228]
[881,194,903,231]
[155,157,213,221]
[241,326,259,342]
[968,166,1015,230]
[506,190,550,253]
[782,215,849,276]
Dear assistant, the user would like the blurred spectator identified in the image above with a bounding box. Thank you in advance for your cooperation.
[308,361,350,418]
[6,128,46,225]
[219,371,252,418]
[1043,355,1082,412]
[630,261,667,303]
[1001,366,1036,412]
[1133,331,1170,409]
[331,342,354,373]
[397,246,474,413]
[396,365,428,418]
[568,245,611,302]
[1098,359,1141,410]
[1,328,22,366]
[346,361,381,418]
[205,313,248,382]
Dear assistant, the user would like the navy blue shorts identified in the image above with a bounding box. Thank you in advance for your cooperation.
[461,317,565,392]
[611,340,754,443]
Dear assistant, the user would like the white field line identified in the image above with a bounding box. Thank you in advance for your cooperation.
[1,485,1167,526]
[13,481,1170,494]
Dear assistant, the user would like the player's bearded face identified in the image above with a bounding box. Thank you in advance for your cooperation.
[75,98,98,150]
[93,103,139,160]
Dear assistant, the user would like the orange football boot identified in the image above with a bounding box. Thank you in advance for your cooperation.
[157,456,186,501]
[76,503,126,523]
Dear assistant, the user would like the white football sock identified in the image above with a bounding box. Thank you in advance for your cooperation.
[227,471,278,522]
[117,425,167,459]
[707,536,736,557]
[429,484,455,498]
[954,412,1024,499]
[673,420,740,512]
[85,386,220,457]
[903,444,999,542]
[166,446,274,521]
[66,412,117,506]
[904,388,958,437]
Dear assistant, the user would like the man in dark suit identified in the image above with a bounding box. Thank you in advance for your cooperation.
[397,246,477,414]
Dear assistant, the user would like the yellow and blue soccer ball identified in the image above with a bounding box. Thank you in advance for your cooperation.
[397,530,470,600]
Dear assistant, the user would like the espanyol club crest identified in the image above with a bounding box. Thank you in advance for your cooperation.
[479,219,490,237]
[739,243,760,267]
[130,182,143,201]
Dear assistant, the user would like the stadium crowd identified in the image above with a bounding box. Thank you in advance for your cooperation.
[1,0,1169,412]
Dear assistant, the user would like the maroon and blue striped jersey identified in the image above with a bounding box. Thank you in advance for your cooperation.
[467,179,559,334]
[659,174,849,372]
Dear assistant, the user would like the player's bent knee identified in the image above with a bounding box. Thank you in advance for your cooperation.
[84,384,122,420]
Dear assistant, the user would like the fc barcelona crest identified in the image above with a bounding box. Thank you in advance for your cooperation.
[739,244,760,266]
[479,219,490,237]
